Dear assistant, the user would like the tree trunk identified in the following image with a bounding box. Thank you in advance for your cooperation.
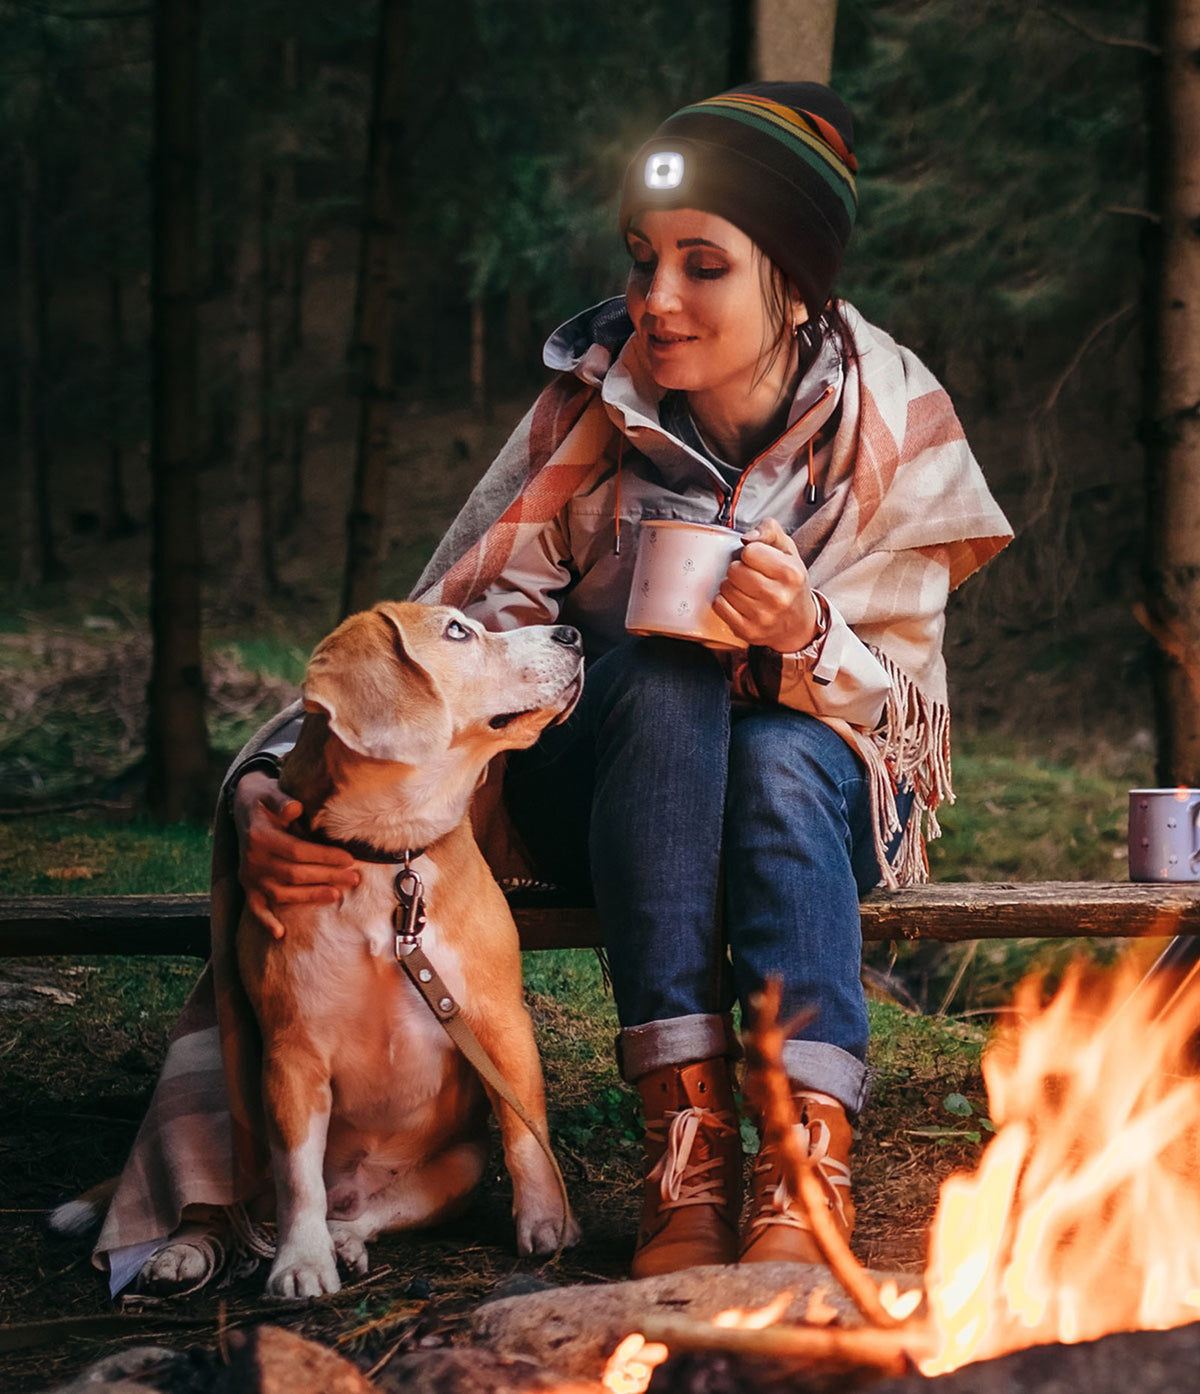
[751,0,838,84]
[1148,0,1200,784]
[17,142,44,589]
[470,295,487,416]
[276,35,306,538]
[231,151,273,605]
[105,270,139,538]
[104,88,138,540]
[146,0,211,822]
[341,0,407,619]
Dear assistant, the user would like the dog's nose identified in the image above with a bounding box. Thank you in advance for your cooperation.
[551,625,583,652]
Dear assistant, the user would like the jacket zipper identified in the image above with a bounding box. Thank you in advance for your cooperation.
[720,383,835,529]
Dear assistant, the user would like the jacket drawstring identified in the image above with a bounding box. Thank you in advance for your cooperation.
[613,437,625,554]
[805,437,820,506]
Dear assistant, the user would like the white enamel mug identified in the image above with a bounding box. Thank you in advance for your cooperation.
[624,519,746,652]
[1128,788,1200,882]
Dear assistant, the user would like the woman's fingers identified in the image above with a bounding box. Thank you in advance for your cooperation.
[740,516,799,557]
[258,880,343,905]
[716,519,818,651]
[251,822,359,874]
[245,890,289,941]
[265,855,360,889]
[723,558,791,606]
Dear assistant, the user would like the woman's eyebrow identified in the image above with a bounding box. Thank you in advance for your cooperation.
[677,237,725,251]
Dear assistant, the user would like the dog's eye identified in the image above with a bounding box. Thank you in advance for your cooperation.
[443,619,473,642]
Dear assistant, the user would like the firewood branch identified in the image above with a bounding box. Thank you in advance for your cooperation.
[742,981,901,1330]
[637,1313,926,1374]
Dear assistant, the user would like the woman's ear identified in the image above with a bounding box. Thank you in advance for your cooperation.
[791,290,809,334]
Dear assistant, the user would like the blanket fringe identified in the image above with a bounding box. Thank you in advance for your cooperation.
[863,650,954,890]
[224,1203,275,1281]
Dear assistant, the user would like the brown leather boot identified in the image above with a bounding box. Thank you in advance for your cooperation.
[630,1058,742,1278]
[739,1090,855,1265]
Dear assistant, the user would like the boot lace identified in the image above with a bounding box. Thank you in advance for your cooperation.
[646,1105,738,1211]
[749,1113,852,1233]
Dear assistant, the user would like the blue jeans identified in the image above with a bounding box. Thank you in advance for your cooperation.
[504,637,905,1113]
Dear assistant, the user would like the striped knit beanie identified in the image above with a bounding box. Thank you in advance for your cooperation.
[619,82,858,322]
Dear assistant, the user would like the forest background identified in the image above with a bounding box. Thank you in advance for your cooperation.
[0,0,1160,823]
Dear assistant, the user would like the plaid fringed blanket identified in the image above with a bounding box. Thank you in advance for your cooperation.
[93,305,1010,1284]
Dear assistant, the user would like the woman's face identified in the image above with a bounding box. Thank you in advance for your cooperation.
[623,208,801,400]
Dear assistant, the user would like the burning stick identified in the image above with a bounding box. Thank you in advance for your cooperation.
[742,981,902,1330]
[636,1312,926,1374]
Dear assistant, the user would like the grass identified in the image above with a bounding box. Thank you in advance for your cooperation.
[0,816,211,894]
[0,731,1150,893]
[929,741,1144,883]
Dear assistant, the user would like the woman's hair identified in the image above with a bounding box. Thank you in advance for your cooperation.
[753,252,854,390]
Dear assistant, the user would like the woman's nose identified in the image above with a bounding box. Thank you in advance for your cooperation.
[645,269,682,314]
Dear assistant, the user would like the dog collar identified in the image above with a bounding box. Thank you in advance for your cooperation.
[295,816,426,867]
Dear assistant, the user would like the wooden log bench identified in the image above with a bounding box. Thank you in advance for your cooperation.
[2,882,1200,959]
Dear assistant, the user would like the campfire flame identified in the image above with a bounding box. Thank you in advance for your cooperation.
[601,1333,668,1393]
[920,956,1200,1373]
[604,956,1200,1387]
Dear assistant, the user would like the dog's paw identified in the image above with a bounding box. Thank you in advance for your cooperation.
[139,1241,213,1292]
[328,1222,370,1275]
[266,1243,341,1301]
[515,1206,582,1256]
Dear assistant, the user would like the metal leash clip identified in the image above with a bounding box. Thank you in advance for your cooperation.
[393,862,427,958]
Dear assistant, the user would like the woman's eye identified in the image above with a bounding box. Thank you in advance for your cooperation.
[688,261,727,281]
[444,620,472,642]
[628,256,655,279]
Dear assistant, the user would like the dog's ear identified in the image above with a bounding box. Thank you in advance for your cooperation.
[302,606,452,764]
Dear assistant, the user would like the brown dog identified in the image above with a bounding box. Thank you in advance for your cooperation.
[233,601,583,1298]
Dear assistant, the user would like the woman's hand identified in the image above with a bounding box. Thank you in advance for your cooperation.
[714,517,821,653]
[233,770,359,939]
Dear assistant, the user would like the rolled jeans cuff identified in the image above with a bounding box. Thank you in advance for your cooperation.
[617,1013,739,1083]
[781,1040,870,1115]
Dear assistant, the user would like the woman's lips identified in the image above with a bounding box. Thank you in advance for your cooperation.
[646,329,697,348]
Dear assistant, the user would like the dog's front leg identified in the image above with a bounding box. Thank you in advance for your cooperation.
[470,1009,582,1256]
[262,1048,340,1299]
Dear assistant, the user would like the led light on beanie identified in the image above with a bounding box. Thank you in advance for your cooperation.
[644,151,685,190]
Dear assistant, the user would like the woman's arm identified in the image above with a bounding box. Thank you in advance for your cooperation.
[461,510,574,630]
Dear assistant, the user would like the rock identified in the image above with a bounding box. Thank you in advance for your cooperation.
[470,1262,921,1381]
[374,1347,603,1394]
[226,1325,376,1394]
[40,1346,188,1393]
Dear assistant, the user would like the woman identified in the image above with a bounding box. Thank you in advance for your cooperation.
[96,81,1011,1291]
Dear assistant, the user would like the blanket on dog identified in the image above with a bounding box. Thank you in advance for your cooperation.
[93,305,1010,1284]
[95,710,297,1289]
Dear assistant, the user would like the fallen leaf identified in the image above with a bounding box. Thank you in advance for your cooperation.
[44,866,99,880]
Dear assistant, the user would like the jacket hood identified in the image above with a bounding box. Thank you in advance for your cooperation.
[543,297,634,383]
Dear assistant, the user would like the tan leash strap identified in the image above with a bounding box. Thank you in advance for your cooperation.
[397,942,572,1251]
